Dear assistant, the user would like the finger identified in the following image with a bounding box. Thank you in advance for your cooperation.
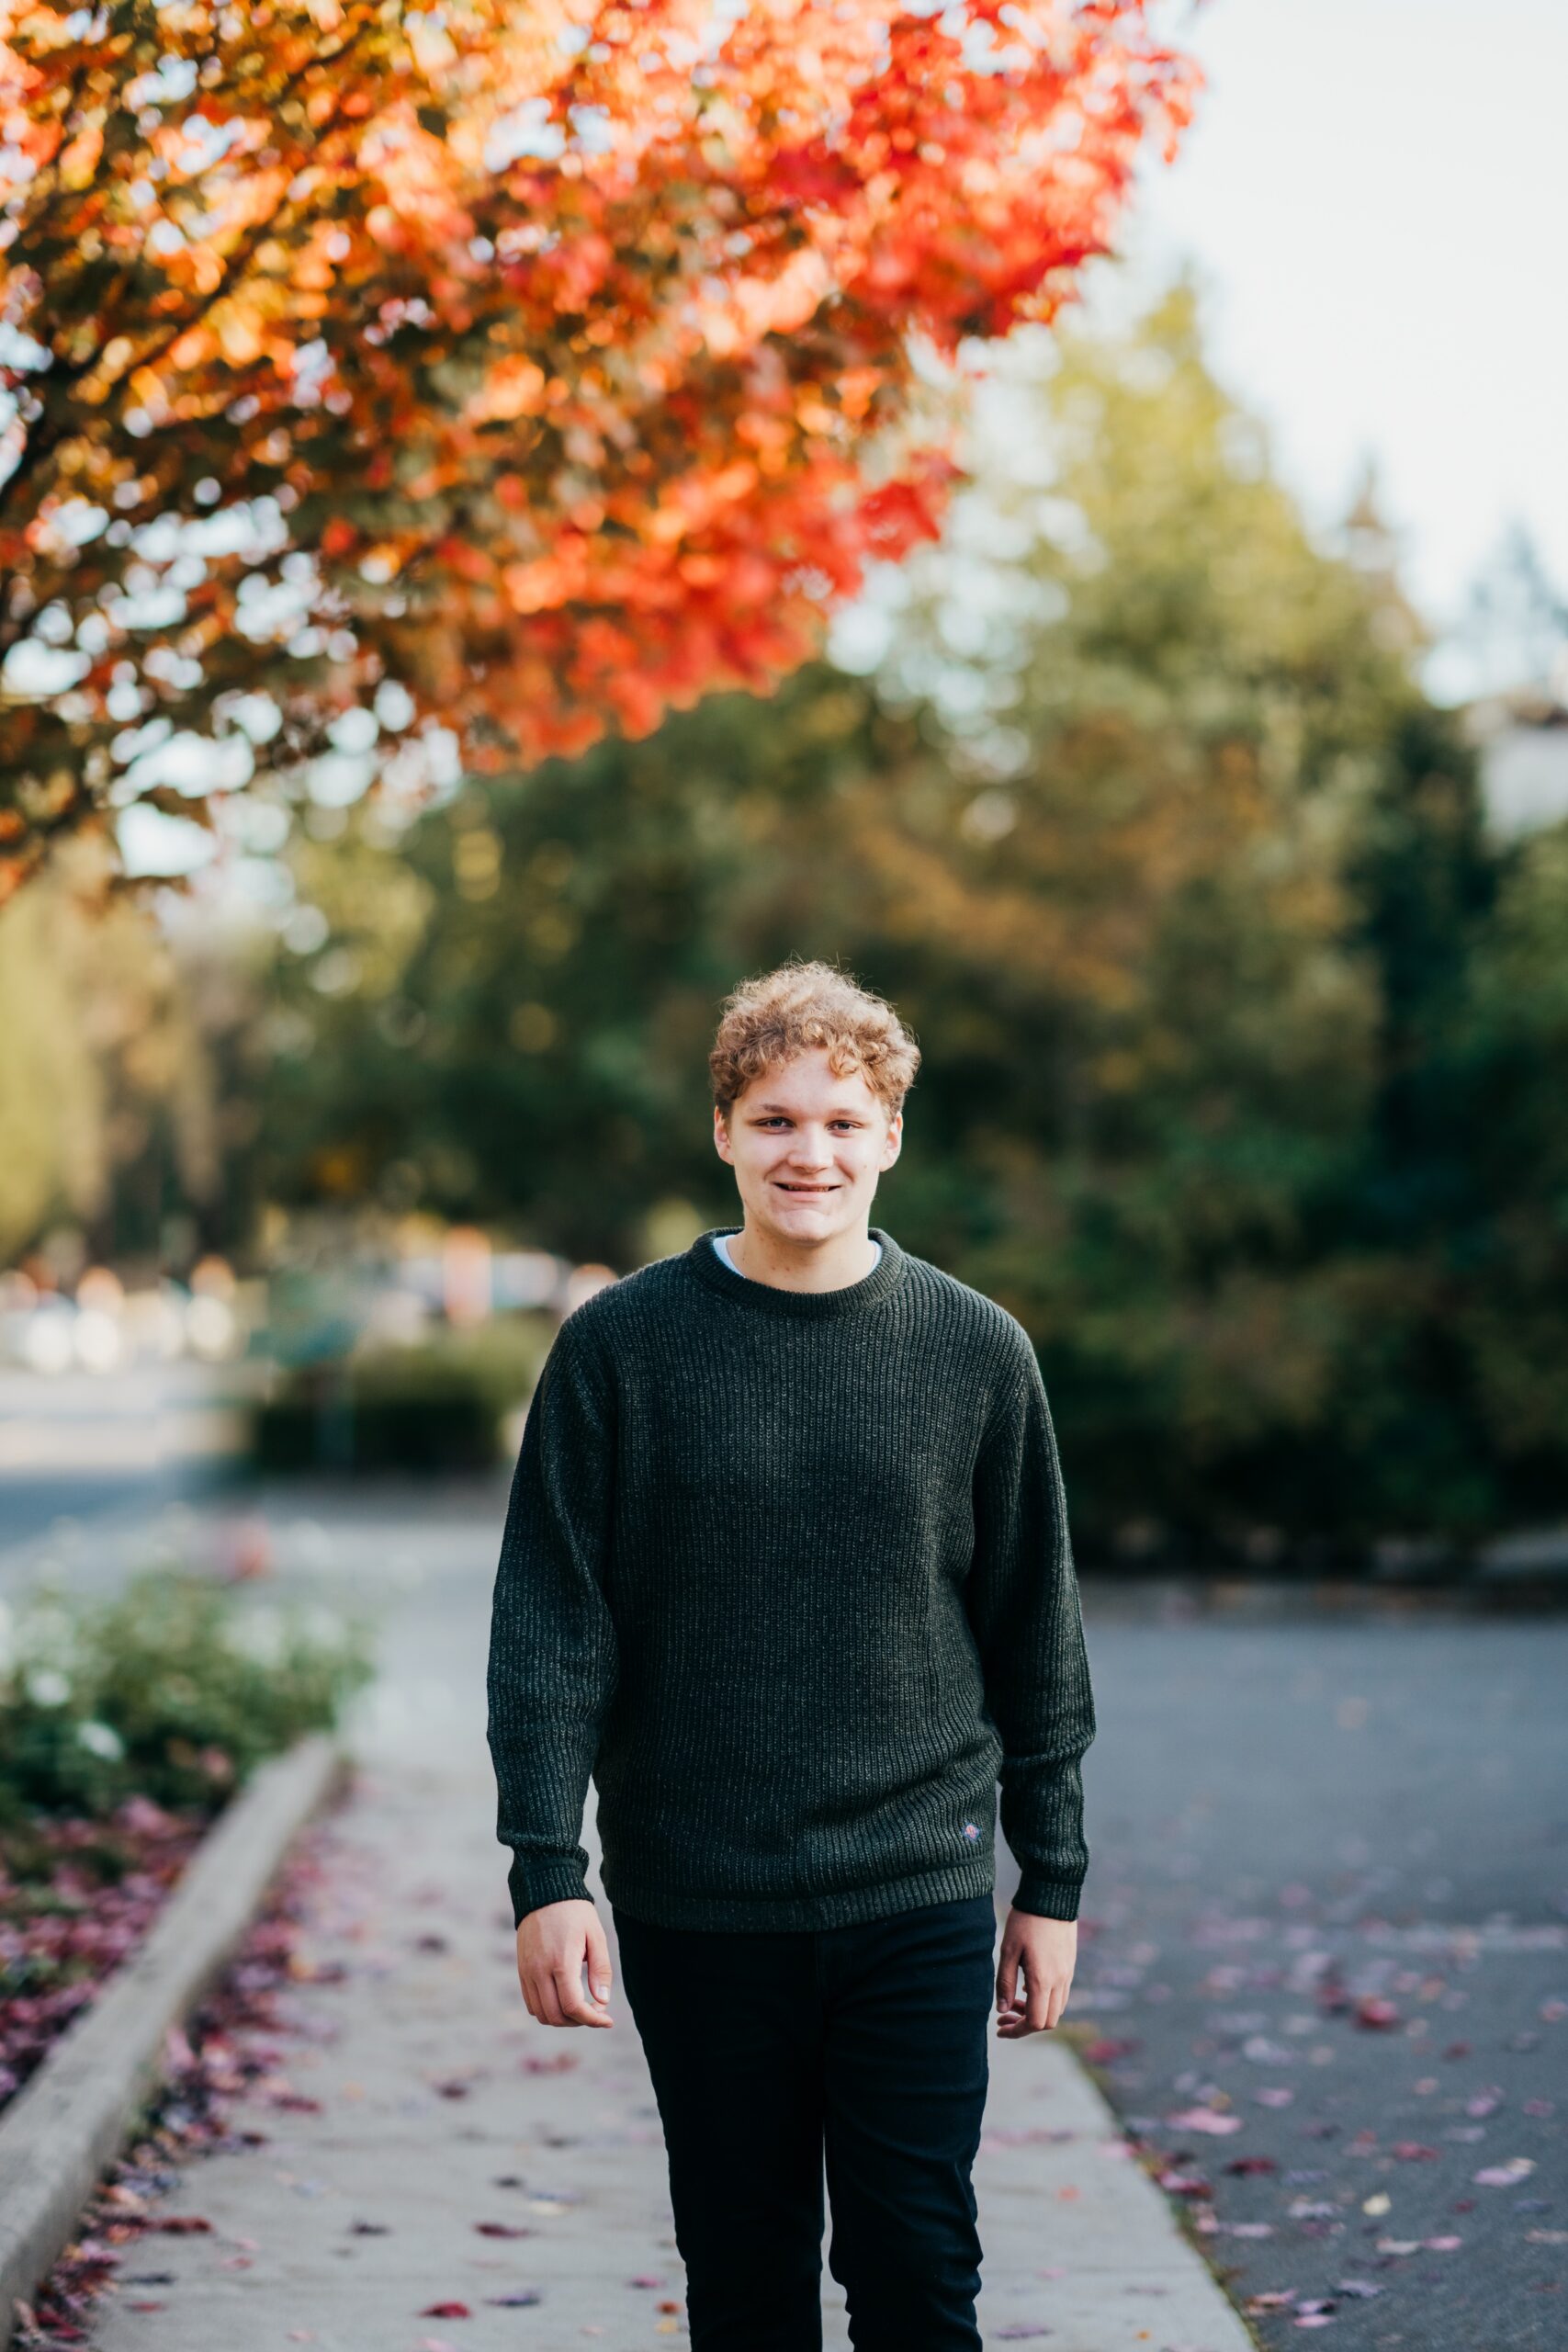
[1025,1966,1055,2032]
[583,1918,614,2014]
[996,1945,1020,2014]
[534,1973,570,2028]
[996,1961,1028,2033]
[552,1959,603,2027]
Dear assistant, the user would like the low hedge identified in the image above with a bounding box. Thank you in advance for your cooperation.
[0,1567,376,1838]
[0,1566,375,2114]
[249,1314,552,1473]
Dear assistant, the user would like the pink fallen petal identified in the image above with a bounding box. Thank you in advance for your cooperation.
[1164,2108,1243,2134]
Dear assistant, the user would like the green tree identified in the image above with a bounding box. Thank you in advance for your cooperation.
[1445,817,1568,1521]
[246,283,1566,1553]
[0,842,225,1267]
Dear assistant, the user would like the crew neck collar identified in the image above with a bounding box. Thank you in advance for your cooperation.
[684,1226,907,1318]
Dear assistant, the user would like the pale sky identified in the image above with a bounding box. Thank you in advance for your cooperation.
[1086,0,1568,699]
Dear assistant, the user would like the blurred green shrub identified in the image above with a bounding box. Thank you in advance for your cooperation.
[249,1313,551,1473]
[0,1568,377,1832]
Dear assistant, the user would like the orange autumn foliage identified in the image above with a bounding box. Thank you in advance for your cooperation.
[0,0,1197,897]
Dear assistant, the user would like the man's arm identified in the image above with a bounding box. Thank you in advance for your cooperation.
[964,1329,1096,1924]
[486,1311,620,1928]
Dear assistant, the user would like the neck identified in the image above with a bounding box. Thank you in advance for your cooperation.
[728,1218,879,1295]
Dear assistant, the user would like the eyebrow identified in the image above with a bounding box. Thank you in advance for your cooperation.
[751,1102,869,1116]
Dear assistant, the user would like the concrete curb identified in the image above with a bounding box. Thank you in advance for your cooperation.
[0,1732,347,2346]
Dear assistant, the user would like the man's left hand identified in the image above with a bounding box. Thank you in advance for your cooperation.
[995,1907,1077,2036]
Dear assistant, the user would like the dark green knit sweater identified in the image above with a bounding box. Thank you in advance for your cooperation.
[486,1225,1095,1933]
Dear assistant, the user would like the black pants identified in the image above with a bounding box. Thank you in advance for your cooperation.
[612,1892,996,2351]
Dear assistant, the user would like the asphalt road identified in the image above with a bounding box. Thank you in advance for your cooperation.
[0,1362,246,1555]
[1021,1584,1568,2352]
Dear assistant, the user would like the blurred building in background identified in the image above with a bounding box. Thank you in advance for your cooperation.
[1474,687,1568,839]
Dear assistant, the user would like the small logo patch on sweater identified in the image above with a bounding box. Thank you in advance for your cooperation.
[962,1821,981,1841]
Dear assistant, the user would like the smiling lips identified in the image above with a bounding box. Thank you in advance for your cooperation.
[775,1181,838,1193]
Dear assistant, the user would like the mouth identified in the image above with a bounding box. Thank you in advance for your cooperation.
[773,1182,839,1194]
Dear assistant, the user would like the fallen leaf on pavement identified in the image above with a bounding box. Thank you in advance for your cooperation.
[1474,2157,1534,2186]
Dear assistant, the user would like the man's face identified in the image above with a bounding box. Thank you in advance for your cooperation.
[713,1046,902,1246]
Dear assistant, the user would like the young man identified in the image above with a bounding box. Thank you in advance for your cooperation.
[486,960,1096,2350]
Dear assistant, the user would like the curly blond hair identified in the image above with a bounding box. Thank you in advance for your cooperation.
[709,958,920,1121]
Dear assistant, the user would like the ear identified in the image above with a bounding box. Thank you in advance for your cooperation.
[713,1103,734,1163]
[881,1107,903,1169]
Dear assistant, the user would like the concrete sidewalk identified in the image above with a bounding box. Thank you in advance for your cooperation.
[85,1747,1255,2352]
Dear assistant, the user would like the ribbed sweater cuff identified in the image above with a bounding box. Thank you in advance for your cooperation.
[509,1854,593,1927]
[1011,1872,1085,1922]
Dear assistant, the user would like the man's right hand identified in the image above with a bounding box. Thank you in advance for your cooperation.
[515,1897,615,2028]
